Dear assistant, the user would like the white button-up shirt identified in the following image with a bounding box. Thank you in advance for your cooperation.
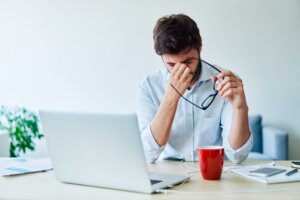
[136,60,253,164]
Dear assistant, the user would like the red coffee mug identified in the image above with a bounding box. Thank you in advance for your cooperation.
[198,146,224,180]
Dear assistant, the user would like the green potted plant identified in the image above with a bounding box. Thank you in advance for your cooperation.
[0,106,44,157]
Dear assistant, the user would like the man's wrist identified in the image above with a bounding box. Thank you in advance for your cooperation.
[233,104,249,112]
[165,85,181,102]
[163,93,180,107]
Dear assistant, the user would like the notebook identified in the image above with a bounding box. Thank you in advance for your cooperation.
[231,163,300,184]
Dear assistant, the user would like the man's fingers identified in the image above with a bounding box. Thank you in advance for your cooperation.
[180,67,191,81]
[187,74,193,82]
[221,88,233,99]
[217,70,233,79]
[219,82,239,96]
[216,76,236,90]
[171,62,181,76]
[211,75,217,82]
[177,64,188,78]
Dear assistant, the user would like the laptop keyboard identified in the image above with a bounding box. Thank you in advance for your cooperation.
[150,179,162,185]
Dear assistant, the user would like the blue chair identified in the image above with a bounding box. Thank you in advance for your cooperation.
[247,115,288,160]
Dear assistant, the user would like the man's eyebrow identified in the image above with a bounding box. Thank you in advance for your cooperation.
[166,61,175,65]
[165,57,196,64]
[182,57,195,63]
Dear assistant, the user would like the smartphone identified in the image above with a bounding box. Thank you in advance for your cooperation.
[163,157,185,161]
[249,167,286,177]
[292,161,300,165]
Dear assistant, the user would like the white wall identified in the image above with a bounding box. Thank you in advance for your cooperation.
[0,0,299,159]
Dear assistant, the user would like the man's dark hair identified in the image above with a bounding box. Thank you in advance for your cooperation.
[153,14,202,55]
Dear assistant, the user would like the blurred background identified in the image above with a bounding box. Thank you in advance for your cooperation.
[0,0,299,159]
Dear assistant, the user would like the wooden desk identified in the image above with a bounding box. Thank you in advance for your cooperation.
[0,160,299,200]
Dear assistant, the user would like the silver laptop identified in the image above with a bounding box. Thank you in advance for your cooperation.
[39,111,190,194]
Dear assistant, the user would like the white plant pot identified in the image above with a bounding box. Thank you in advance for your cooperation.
[0,130,10,157]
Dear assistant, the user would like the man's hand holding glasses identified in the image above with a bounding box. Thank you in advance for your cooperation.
[212,71,248,111]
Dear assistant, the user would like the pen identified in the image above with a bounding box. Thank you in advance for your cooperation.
[285,168,298,176]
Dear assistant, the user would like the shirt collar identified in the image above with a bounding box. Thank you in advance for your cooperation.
[194,61,212,86]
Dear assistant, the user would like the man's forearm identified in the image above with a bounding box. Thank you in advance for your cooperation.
[150,91,179,147]
[150,61,193,147]
[228,106,251,149]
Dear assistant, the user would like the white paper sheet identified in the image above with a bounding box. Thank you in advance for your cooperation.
[0,157,52,176]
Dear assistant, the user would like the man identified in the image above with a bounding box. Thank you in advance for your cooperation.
[136,14,253,164]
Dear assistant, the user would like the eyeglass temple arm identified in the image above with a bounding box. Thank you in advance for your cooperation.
[170,83,207,110]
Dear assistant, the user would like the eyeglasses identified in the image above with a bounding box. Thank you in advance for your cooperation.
[165,58,222,110]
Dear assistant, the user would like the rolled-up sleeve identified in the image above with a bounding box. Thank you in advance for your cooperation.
[136,78,164,163]
[140,124,165,163]
[221,101,253,164]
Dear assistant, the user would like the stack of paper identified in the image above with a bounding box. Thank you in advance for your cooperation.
[231,164,300,184]
[0,157,52,176]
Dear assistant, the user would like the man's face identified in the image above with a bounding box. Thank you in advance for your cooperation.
[162,48,200,86]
